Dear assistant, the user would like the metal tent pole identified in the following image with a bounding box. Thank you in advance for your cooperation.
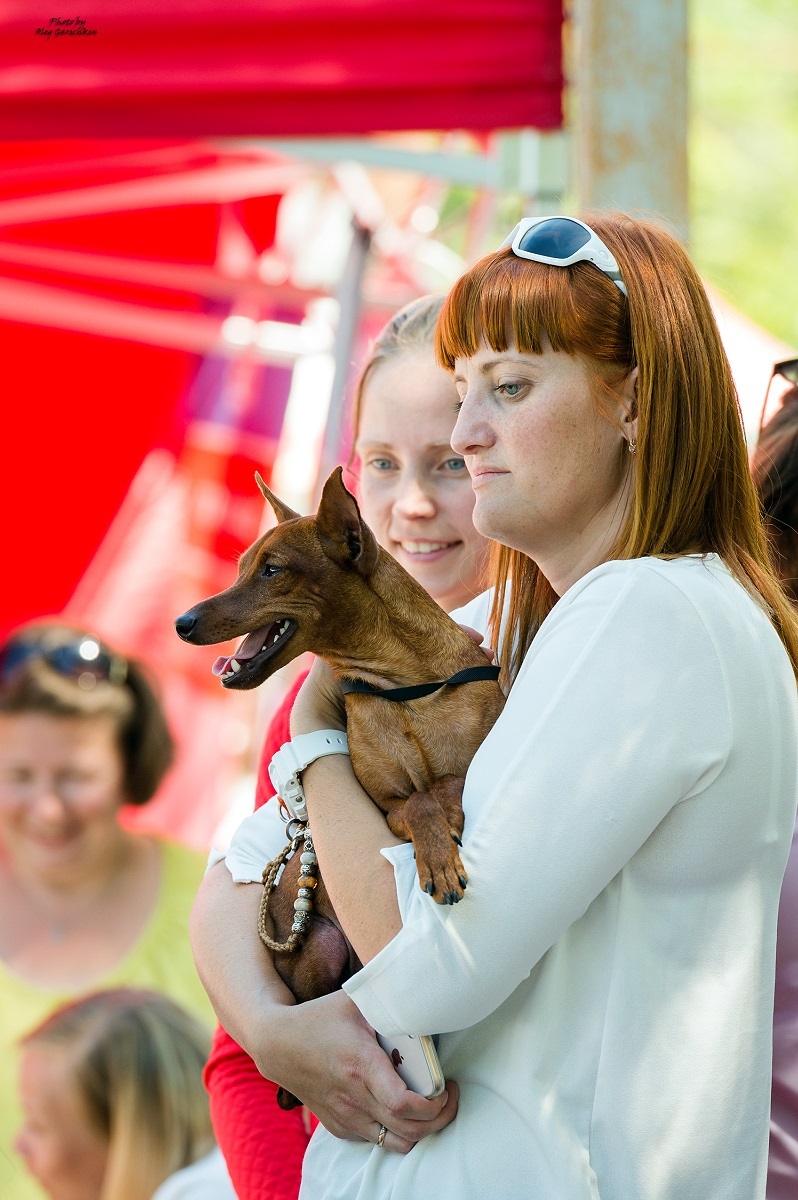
[314,219,372,497]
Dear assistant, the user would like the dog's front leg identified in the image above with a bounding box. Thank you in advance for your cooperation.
[386,776,467,905]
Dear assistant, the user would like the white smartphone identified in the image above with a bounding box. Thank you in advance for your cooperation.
[376,1032,445,1098]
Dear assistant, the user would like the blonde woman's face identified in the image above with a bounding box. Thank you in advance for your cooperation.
[355,350,490,613]
[15,1045,108,1200]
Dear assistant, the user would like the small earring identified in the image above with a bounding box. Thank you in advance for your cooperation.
[627,439,637,454]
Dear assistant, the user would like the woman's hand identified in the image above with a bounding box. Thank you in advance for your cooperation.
[255,990,458,1154]
[459,623,496,663]
[290,658,346,738]
[192,869,452,1152]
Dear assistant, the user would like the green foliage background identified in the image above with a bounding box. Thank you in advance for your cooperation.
[690,0,798,345]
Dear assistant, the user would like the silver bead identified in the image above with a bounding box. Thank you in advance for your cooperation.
[300,851,317,866]
[298,887,313,899]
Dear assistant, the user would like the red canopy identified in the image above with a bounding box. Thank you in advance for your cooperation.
[0,0,563,136]
[0,140,298,636]
[0,5,564,841]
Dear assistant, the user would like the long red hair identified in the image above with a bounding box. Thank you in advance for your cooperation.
[436,212,798,685]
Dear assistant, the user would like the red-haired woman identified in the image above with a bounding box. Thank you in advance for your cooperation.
[194,214,798,1200]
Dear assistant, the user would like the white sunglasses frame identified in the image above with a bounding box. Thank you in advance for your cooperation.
[499,215,628,297]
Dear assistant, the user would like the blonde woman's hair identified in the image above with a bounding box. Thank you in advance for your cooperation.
[436,211,798,687]
[22,990,214,1200]
[349,293,446,452]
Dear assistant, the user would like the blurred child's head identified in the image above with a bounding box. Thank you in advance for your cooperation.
[15,989,214,1200]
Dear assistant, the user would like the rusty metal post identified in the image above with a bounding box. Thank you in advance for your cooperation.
[314,219,372,499]
[572,0,688,241]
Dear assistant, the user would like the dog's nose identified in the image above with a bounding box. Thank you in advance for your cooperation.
[174,611,198,641]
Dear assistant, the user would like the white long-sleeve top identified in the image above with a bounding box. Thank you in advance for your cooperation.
[227,555,798,1200]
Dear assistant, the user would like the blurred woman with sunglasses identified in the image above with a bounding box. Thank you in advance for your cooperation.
[0,623,214,1200]
[753,384,798,1198]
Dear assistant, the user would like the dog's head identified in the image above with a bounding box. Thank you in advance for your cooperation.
[174,467,379,690]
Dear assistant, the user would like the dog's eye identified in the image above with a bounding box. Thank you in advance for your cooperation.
[260,563,283,579]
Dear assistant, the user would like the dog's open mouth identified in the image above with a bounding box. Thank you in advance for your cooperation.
[212,619,296,686]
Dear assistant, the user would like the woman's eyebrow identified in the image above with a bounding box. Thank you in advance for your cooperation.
[454,356,532,382]
[478,356,531,372]
[356,440,456,452]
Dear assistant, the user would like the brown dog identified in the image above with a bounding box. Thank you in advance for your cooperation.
[176,467,504,1042]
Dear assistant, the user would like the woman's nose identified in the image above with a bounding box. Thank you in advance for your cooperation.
[451,395,491,456]
[393,473,437,518]
[29,786,69,822]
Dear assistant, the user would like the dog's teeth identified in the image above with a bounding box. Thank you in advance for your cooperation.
[272,632,280,644]
[231,659,241,673]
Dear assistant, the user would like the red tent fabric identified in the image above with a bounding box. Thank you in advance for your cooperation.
[0,0,563,136]
[0,139,293,638]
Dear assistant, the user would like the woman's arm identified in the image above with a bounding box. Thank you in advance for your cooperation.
[204,1024,312,1200]
[294,565,734,1036]
[190,862,458,1148]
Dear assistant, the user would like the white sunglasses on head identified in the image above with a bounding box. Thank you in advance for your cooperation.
[499,215,628,297]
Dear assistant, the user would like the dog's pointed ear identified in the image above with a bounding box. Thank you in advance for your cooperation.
[316,467,379,576]
[254,472,299,523]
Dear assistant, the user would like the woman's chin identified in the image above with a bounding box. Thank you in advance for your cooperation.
[17,831,85,871]
[396,549,466,601]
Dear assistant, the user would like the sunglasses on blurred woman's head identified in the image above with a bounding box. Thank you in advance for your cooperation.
[499,215,628,297]
[774,359,798,387]
[0,635,128,690]
[759,358,798,436]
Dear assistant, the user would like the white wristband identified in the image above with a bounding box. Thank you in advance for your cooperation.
[268,729,350,822]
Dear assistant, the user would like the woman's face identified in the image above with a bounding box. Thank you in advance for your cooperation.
[0,713,128,884]
[15,1044,108,1200]
[355,349,490,613]
[451,339,635,595]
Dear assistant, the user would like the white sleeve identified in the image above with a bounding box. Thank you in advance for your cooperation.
[212,798,291,883]
[343,565,733,1035]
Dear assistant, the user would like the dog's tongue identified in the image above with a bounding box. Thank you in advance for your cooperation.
[211,625,273,676]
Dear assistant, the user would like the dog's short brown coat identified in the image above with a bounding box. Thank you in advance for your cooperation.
[177,467,504,1026]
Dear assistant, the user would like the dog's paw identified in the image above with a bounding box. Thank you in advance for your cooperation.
[416,844,468,905]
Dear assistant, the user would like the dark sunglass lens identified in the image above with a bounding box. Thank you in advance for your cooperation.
[0,641,38,683]
[47,642,113,680]
[517,218,591,260]
[776,359,798,386]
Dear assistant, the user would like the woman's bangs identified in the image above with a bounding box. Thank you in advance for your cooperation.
[436,252,580,370]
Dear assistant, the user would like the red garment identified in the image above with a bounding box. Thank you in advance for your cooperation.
[204,669,318,1200]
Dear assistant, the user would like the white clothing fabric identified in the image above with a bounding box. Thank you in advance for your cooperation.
[225,556,798,1200]
[150,1148,236,1200]
[211,794,288,879]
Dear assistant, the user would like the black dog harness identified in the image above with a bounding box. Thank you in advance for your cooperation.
[340,663,500,703]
